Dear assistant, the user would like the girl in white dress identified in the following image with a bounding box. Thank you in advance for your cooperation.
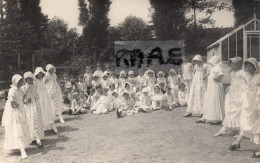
[228,58,260,158]
[117,91,136,118]
[214,57,246,136]
[156,71,167,86]
[91,88,111,114]
[136,88,153,113]
[110,73,119,89]
[127,70,137,88]
[163,86,179,110]
[185,55,205,117]
[197,56,225,124]
[144,70,156,95]
[45,64,65,123]
[151,84,164,110]
[22,72,44,148]
[136,68,145,90]
[178,83,188,107]
[2,74,31,159]
[34,67,59,135]
[167,69,180,96]
[118,70,127,93]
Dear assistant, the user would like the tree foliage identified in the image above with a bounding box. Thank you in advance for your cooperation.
[233,0,260,26]
[149,0,188,40]
[78,0,89,26]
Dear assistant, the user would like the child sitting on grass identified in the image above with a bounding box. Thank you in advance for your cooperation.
[151,84,164,111]
[136,87,153,113]
[111,90,121,111]
[117,91,135,118]
[77,76,87,93]
[178,83,188,107]
[69,90,87,115]
[91,88,111,114]
[84,88,95,109]
[163,86,179,111]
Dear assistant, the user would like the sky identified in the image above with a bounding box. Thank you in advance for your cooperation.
[40,0,234,34]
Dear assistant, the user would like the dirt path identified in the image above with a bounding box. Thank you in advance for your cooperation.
[0,107,260,163]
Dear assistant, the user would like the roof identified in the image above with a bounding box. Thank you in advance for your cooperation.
[207,17,260,50]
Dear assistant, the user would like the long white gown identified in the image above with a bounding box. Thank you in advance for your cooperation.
[222,70,247,128]
[186,64,205,115]
[240,72,260,144]
[2,85,31,150]
[45,72,64,116]
[202,63,225,121]
[35,78,55,130]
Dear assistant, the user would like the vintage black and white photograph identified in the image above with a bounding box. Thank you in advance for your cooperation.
[0,0,260,162]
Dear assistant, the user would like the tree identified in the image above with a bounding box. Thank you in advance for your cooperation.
[233,0,260,26]
[118,15,153,41]
[37,17,78,65]
[78,0,89,26]
[149,0,188,40]
[82,0,111,65]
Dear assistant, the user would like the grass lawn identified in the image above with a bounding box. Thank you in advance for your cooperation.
[0,104,259,163]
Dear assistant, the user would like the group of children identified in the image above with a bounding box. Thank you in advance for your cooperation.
[2,55,260,159]
[184,55,260,158]
[60,63,188,118]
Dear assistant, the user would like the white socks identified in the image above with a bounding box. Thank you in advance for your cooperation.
[20,148,27,159]
[59,115,65,123]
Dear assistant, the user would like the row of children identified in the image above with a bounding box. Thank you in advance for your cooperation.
[2,64,67,159]
[61,67,189,117]
[184,54,260,158]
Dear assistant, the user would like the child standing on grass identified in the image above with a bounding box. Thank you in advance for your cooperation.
[228,58,260,158]
[181,56,193,94]
[34,67,58,135]
[184,55,205,118]
[151,84,164,111]
[2,74,31,159]
[196,56,225,125]
[178,83,188,107]
[83,66,93,94]
[22,72,44,148]
[163,86,179,111]
[45,64,65,123]
[144,70,156,95]
[167,69,180,96]
[93,63,103,78]
[118,70,127,93]
[214,57,246,137]
[77,76,87,93]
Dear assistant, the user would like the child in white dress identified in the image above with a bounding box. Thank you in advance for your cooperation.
[156,71,167,86]
[135,88,153,113]
[181,56,193,94]
[91,73,101,89]
[22,72,45,148]
[45,64,65,123]
[84,88,95,109]
[185,55,205,117]
[91,88,111,114]
[110,73,119,89]
[77,76,87,93]
[93,63,103,78]
[167,69,180,96]
[101,73,111,89]
[118,70,127,93]
[215,57,246,136]
[197,56,225,124]
[111,90,121,111]
[127,70,137,89]
[151,84,164,110]
[163,86,179,110]
[178,83,188,107]
[83,66,93,94]
[144,70,156,95]
[70,91,87,114]
[117,91,135,118]
[34,67,58,134]
[2,74,31,159]
[136,68,145,90]
[228,58,260,158]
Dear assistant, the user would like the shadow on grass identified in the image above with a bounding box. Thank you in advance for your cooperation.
[56,125,79,134]
[26,135,70,156]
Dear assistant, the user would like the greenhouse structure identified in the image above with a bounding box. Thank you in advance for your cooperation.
[206,15,260,84]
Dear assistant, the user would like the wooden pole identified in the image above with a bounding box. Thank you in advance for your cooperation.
[18,51,21,74]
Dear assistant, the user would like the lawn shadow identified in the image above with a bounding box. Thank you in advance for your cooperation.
[26,135,70,156]
[54,115,82,123]
[57,125,79,134]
